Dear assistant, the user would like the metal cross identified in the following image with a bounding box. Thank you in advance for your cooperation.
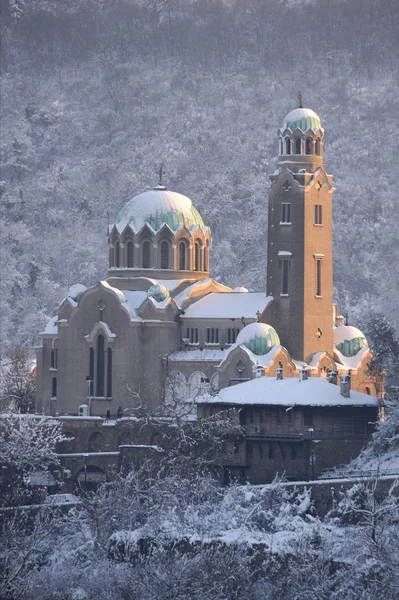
[256,310,261,322]
[298,91,303,108]
[158,164,165,185]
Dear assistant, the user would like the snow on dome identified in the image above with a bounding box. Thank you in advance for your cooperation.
[147,283,170,303]
[334,325,368,358]
[233,286,248,293]
[67,283,87,303]
[281,107,323,132]
[114,186,205,233]
[236,322,280,356]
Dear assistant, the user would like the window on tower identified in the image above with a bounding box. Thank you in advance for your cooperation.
[281,259,290,295]
[127,241,134,268]
[316,259,322,297]
[314,205,323,225]
[179,241,187,270]
[281,203,291,224]
[306,138,312,155]
[285,138,291,155]
[295,138,301,154]
[315,139,321,155]
[115,242,120,268]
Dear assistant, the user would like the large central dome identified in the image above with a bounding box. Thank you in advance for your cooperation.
[115,185,205,233]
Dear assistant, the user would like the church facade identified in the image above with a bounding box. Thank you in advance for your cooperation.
[35,102,381,484]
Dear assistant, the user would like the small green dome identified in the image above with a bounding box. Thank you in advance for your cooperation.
[334,325,368,357]
[115,185,205,233]
[236,322,280,356]
[147,284,170,303]
[281,108,322,133]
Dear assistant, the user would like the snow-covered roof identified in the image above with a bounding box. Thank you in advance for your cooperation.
[281,107,323,133]
[198,376,379,407]
[181,292,273,319]
[113,185,206,233]
[41,315,58,335]
[333,325,367,346]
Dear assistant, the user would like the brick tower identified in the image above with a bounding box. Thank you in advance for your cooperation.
[267,95,334,362]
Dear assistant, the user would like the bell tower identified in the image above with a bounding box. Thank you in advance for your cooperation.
[266,95,334,362]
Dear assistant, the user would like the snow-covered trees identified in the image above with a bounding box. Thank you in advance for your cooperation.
[0,414,67,506]
[0,348,36,413]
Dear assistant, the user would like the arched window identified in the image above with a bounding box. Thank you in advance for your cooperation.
[96,335,105,397]
[315,139,321,155]
[115,242,120,268]
[51,377,57,398]
[179,241,186,270]
[295,138,301,154]
[127,241,134,268]
[160,241,169,269]
[280,139,284,154]
[51,344,57,369]
[194,241,202,271]
[107,348,112,398]
[365,386,371,395]
[285,138,291,155]
[306,138,312,155]
[142,241,151,268]
[89,348,94,396]
[109,246,114,267]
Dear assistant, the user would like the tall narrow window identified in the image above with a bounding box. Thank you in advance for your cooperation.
[285,138,291,155]
[295,138,301,154]
[96,335,105,397]
[142,241,151,268]
[179,241,186,270]
[316,259,322,296]
[280,139,284,154]
[186,328,198,344]
[89,348,94,396]
[109,246,114,267]
[281,259,289,295]
[50,347,57,369]
[160,241,169,269]
[107,348,112,398]
[281,203,291,223]
[306,138,312,155]
[194,241,201,271]
[127,241,134,268]
[206,328,219,344]
[228,328,240,344]
[315,204,322,224]
[115,242,120,268]
[51,377,57,398]
[315,139,321,155]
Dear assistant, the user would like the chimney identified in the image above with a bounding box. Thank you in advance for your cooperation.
[340,374,351,398]
[328,370,338,385]
[301,368,309,381]
[252,363,265,378]
[277,367,283,380]
[335,315,345,327]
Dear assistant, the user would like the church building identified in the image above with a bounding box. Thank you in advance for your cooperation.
[35,99,381,484]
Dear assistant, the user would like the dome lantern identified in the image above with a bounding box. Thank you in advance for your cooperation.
[278,94,324,171]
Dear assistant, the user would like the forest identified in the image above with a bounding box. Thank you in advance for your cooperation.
[1,0,399,354]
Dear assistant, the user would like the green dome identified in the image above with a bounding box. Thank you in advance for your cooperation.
[115,185,205,233]
[281,108,322,132]
[236,322,280,356]
[147,284,170,303]
[334,325,368,357]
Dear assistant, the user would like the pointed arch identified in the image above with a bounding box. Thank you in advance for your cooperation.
[306,138,312,155]
[115,242,120,268]
[315,138,321,155]
[160,240,170,269]
[96,334,105,396]
[285,138,291,155]
[179,240,187,270]
[295,138,301,155]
